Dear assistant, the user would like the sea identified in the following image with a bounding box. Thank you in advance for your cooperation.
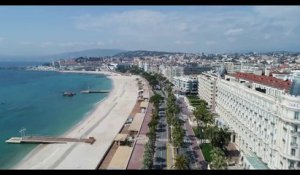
[0,62,112,169]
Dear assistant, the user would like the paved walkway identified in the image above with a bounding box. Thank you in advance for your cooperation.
[127,103,154,169]
[178,97,207,170]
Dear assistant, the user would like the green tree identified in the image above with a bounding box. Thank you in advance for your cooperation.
[205,126,231,149]
[172,123,184,148]
[150,93,164,108]
[193,102,213,129]
[215,127,231,149]
[210,147,228,170]
[174,154,189,170]
[143,141,154,169]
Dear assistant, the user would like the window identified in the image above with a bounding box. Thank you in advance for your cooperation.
[295,112,299,120]
[290,161,295,169]
[291,149,296,156]
[292,137,297,144]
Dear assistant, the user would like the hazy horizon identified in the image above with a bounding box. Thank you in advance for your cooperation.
[0,6,300,58]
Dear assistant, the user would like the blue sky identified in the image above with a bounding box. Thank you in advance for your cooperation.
[0,6,299,56]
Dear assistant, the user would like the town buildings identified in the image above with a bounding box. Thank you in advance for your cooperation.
[173,76,198,95]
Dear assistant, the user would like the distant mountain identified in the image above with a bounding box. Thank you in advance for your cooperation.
[40,49,126,60]
[0,49,126,62]
[114,50,184,58]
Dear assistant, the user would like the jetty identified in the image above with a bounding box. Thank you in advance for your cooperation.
[80,90,110,94]
[5,136,96,144]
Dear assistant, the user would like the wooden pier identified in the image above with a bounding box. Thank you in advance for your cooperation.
[5,136,96,144]
[80,90,110,94]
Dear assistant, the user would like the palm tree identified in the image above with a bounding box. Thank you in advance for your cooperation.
[204,125,218,144]
[172,123,184,149]
[216,127,231,149]
[174,154,189,170]
[205,126,231,149]
[192,107,202,128]
[193,102,213,129]
[210,147,228,170]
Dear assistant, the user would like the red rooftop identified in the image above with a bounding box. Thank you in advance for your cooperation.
[230,72,292,92]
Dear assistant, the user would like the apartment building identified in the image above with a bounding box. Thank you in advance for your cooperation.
[173,76,198,95]
[215,72,300,169]
[197,72,218,112]
[161,65,184,83]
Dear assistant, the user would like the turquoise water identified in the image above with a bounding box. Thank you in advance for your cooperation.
[0,69,112,169]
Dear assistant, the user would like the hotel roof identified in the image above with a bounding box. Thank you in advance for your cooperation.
[230,72,292,92]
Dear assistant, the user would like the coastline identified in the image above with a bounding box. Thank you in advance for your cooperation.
[14,70,138,169]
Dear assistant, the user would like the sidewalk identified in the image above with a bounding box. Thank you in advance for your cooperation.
[127,103,154,169]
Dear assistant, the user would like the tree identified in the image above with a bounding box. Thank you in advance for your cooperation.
[172,123,184,148]
[205,126,231,149]
[150,93,163,108]
[210,147,228,170]
[143,141,154,169]
[215,127,231,149]
[174,154,189,170]
[204,125,218,144]
[193,102,213,129]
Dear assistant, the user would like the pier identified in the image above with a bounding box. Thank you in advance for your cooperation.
[80,90,110,94]
[5,136,96,144]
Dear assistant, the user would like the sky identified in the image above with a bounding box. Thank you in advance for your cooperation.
[0,6,299,56]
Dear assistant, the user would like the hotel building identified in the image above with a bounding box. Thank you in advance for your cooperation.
[197,72,218,112]
[215,72,300,169]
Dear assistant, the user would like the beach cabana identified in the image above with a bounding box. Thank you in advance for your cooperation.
[140,101,149,113]
[114,134,129,145]
[128,115,144,135]
[107,146,133,169]
[142,91,150,101]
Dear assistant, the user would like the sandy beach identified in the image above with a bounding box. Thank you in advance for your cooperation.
[14,70,138,169]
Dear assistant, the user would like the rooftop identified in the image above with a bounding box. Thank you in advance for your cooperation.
[140,101,149,109]
[128,114,144,132]
[230,72,292,92]
[114,134,128,142]
[107,146,133,169]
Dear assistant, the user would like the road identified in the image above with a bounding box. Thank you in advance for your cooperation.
[153,90,168,169]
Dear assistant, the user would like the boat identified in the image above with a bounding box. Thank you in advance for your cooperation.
[62,91,76,97]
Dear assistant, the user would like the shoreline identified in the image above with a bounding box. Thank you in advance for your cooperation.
[14,70,138,169]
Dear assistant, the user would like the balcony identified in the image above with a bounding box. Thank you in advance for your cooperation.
[291,142,298,148]
[291,130,300,136]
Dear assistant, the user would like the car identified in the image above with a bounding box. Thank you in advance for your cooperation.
[184,139,193,143]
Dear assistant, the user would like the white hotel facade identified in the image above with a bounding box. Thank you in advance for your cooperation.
[199,71,300,169]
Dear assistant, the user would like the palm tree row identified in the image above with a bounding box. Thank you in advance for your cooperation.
[192,98,230,170]
[164,84,191,169]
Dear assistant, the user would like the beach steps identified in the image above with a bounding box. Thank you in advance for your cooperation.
[5,136,96,144]
[80,90,110,94]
